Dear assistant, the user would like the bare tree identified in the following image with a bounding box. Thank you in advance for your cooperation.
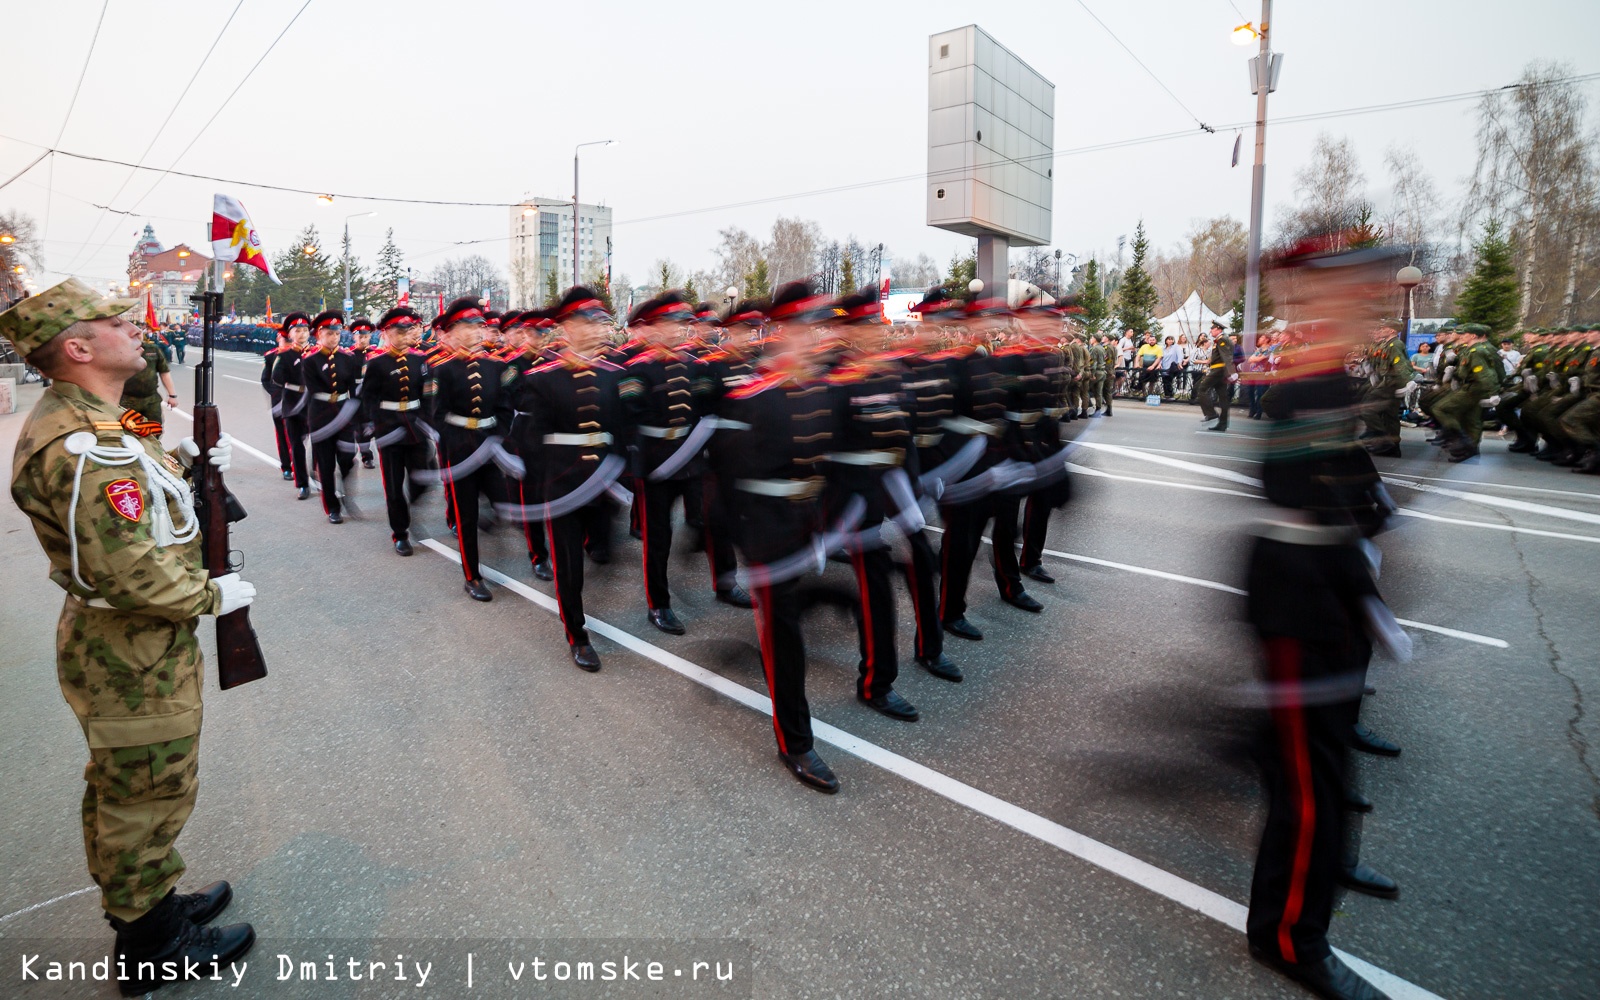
[426,255,510,307]
[1461,61,1599,326]
[710,226,765,295]
[766,217,823,289]
[891,252,940,289]
[1277,132,1369,247]
[0,210,44,306]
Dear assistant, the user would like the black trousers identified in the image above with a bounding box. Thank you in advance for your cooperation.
[637,476,691,610]
[310,435,355,516]
[545,504,609,646]
[377,439,431,540]
[699,472,739,596]
[271,413,294,475]
[938,493,1025,622]
[750,578,814,755]
[283,412,310,488]
[512,477,549,563]
[1247,634,1352,966]
[903,529,943,662]
[847,542,899,699]
[1021,492,1052,570]
[442,457,498,582]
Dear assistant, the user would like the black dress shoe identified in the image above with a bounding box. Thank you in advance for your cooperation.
[281,469,293,480]
[464,578,493,602]
[108,893,255,997]
[716,586,754,608]
[1363,684,1376,696]
[1345,789,1373,813]
[860,688,919,720]
[171,882,232,926]
[1004,591,1044,613]
[916,653,963,682]
[1348,723,1401,756]
[1363,445,1402,457]
[394,538,414,556]
[648,607,686,635]
[586,547,611,565]
[531,557,554,581]
[362,457,375,469]
[943,617,984,641]
[779,749,838,793]
[1249,946,1391,1000]
[1339,862,1400,899]
[328,511,344,524]
[1021,564,1055,583]
[571,643,602,672]
[1447,447,1479,463]
[296,486,311,500]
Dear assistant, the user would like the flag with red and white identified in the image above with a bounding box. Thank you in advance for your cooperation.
[210,193,280,284]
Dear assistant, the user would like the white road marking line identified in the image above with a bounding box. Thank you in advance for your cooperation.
[1383,478,1600,526]
[1378,469,1600,501]
[221,373,263,385]
[1087,442,1263,465]
[1066,462,1261,499]
[1081,441,1264,487]
[0,886,97,924]
[1394,507,1600,545]
[168,407,310,485]
[419,538,1445,1000]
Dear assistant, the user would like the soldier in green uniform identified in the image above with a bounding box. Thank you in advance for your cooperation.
[1198,330,1235,431]
[1553,328,1600,469]
[1096,334,1116,416]
[1357,325,1413,456]
[120,325,179,427]
[3,279,257,994]
[1430,324,1501,461]
[1501,330,1551,453]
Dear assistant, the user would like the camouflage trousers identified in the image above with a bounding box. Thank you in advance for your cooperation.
[57,599,205,920]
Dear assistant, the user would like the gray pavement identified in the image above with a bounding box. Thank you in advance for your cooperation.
[2,356,1597,999]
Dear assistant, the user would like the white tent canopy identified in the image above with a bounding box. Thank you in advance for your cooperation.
[1156,291,1225,342]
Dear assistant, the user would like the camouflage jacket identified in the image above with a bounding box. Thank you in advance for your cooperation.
[11,382,219,618]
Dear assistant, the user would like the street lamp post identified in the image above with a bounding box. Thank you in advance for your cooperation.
[573,140,614,292]
[342,211,376,316]
[1238,0,1280,354]
[1397,265,1423,338]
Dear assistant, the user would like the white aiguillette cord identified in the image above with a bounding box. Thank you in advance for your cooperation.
[64,431,198,591]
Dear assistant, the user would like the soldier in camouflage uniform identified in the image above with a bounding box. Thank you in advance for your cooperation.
[3,278,257,993]
[119,326,178,428]
[1357,326,1413,456]
[1556,329,1600,471]
[1096,334,1116,416]
[1431,324,1501,462]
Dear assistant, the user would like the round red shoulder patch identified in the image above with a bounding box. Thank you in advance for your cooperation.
[104,479,144,522]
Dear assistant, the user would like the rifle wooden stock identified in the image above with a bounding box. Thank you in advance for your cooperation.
[192,282,267,690]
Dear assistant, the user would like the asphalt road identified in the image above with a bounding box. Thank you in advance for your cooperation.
[2,352,1596,999]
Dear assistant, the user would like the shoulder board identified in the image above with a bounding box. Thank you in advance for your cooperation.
[727,370,790,400]
[528,359,566,374]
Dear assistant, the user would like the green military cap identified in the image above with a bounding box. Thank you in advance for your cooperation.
[0,277,138,359]
[1457,322,1491,335]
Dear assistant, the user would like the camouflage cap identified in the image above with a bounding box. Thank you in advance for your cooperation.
[0,277,139,359]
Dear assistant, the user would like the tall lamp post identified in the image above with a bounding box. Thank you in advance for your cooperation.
[573,140,614,291]
[1397,265,1423,341]
[1235,2,1281,353]
[342,210,376,316]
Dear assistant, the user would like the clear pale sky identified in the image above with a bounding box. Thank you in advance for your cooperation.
[3,0,1597,295]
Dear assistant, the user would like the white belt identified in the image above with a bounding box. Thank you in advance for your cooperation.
[942,416,1002,437]
[639,425,690,440]
[312,392,349,402]
[282,383,306,392]
[1004,410,1042,424]
[829,449,904,467]
[379,399,421,411]
[914,432,944,447]
[544,431,611,446]
[444,414,496,429]
[736,477,824,499]
[1045,407,1069,418]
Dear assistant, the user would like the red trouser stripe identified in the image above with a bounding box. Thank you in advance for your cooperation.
[1267,635,1315,965]
[750,583,787,754]
[638,485,655,610]
[442,459,470,582]
[851,547,876,695]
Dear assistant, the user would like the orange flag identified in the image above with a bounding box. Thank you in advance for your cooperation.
[265,294,273,324]
[144,291,159,330]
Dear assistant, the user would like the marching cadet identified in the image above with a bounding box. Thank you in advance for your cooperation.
[822,287,921,721]
[1502,331,1551,454]
[261,328,297,480]
[693,302,763,610]
[1558,328,1600,473]
[616,291,704,635]
[348,316,378,468]
[1535,329,1596,465]
[1085,331,1108,416]
[1017,300,1074,584]
[512,287,626,671]
[120,323,179,428]
[1097,333,1116,416]
[302,311,364,523]
[270,312,314,499]
[1357,325,1413,457]
[1430,323,1499,462]
[500,310,555,581]
[430,297,518,601]
[5,279,258,992]
[711,280,846,791]
[359,306,434,555]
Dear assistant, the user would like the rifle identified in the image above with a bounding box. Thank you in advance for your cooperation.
[191,263,268,689]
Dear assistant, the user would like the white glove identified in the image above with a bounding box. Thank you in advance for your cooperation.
[1227,373,1239,384]
[178,433,234,474]
[1524,375,1537,393]
[1362,595,1413,663]
[1487,395,1501,407]
[1549,372,1560,388]
[1443,365,1456,380]
[1570,377,1581,394]
[1394,385,1410,397]
[213,573,256,615]
[1443,350,1456,364]
[1521,368,1532,377]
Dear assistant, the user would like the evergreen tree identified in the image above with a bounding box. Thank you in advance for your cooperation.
[1347,202,1384,248]
[942,248,977,296]
[1455,219,1520,334]
[544,271,560,308]
[335,227,374,316]
[1076,258,1109,334]
[684,277,698,303]
[1113,221,1159,336]
[270,226,337,314]
[743,259,770,300]
[1227,282,1275,337]
[373,228,406,312]
[840,256,857,295]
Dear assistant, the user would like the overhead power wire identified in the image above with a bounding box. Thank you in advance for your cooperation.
[1073,0,1215,132]
[43,0,112,248]
[61,0,251,273]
